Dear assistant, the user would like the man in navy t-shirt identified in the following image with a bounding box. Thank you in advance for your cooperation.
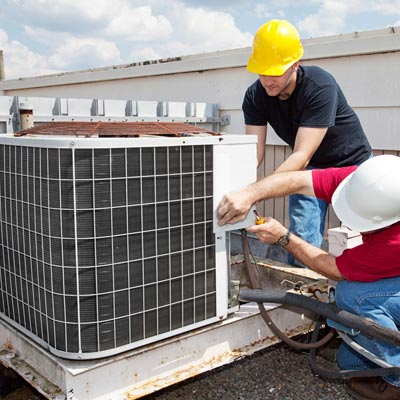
[243,19,371,264]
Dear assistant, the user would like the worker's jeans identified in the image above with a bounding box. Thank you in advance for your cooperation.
[335,277,400,387]
[288,193,328,265]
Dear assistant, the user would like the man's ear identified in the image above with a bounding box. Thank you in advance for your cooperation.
[292,61,300,72]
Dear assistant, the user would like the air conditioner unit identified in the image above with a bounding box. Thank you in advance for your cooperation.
[0,124,256,359]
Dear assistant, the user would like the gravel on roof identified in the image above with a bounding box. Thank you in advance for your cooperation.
[144,342,352,400]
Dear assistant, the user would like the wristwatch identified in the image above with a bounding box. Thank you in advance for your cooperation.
[276,229,291,247]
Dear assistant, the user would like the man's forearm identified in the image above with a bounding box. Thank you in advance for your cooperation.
[285,233,343,281]
[273,126,327,173]
[274,152,311,174]
[246,219,343,281]
[245,124,266,167]
[246,170,315,202]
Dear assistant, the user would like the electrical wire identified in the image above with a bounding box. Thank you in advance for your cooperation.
[241,229,336,350]
[240,229,400,378]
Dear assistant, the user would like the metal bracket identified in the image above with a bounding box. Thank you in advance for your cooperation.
[230,280,240,308]
[220,114,231,126]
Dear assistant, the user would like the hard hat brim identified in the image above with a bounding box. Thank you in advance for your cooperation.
[246,59,295,76]
[332,172,400,233]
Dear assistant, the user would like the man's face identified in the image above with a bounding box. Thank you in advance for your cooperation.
[258,64,297,100]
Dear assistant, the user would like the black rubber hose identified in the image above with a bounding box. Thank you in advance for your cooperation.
[240,288,400,347]
[241,229,335,350]
[241,229,400,378]
[309,322,400,379]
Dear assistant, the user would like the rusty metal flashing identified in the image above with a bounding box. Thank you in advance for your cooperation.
[15,121,219,138]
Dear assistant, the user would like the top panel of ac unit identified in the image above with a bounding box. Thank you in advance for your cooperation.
[0,121,256,149]
[15,120,217,137]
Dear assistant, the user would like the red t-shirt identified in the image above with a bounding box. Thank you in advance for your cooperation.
[312,167,400,282]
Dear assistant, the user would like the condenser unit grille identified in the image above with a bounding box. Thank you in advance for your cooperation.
[0,142,217,357]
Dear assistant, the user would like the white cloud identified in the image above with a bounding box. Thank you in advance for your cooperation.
[297,0,400,37]
[105,6,173,41]
[254,4,284,20]
[24,25,122,70]
[0,29,8,44]
[253,0,321,20]
[24,25,69,45]
[356,0,400,14]
[154,3,252,56]
[129,46,162,62]
[0,25,121,78]
[181,7,252,49]
[5,0,114,27]
[49,36,121,69]
[297,0,348,37]
[0,28,59,79]
[5,0,251,68]
[128,2,252,62]
[6,0,173,39]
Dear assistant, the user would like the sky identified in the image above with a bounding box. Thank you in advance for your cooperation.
[0,0,399,80]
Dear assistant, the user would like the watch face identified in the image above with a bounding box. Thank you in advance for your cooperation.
[277,232,290,246]
[278,236,289,246]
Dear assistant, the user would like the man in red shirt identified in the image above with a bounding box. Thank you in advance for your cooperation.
[217,155,400,400]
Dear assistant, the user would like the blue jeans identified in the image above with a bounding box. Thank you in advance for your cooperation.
[289,193,328,247]
[335,277,400,387]
[288,193,328,265]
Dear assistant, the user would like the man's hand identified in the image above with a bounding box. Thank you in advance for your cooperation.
[246,217,287,243]
[247,217,343,281]
[217,189,254,226]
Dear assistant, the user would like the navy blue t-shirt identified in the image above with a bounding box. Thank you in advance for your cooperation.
[242,66,371,168]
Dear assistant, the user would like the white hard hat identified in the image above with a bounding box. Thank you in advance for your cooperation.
[332,155,400,232]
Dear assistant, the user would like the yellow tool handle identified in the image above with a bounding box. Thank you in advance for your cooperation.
[253,209,265,225]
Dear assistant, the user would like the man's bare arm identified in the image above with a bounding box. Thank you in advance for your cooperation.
[247,218,343,281]
[274,126,327,173]
[246,124,267,167]
[217,170,315,226]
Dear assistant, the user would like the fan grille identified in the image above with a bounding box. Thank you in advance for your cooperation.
[0,142,217,357]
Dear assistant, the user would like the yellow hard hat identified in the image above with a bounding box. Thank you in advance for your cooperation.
[247,19,304,76]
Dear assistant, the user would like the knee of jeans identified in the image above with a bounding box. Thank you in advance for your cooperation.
[336,342,369,371]
[333,281,348,309]
[338,341,379,372]
[333,281,362,315]
[336,343,350,370]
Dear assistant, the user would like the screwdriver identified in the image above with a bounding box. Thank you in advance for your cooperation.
[253,209,265,225]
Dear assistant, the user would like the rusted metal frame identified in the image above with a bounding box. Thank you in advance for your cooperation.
[14,121,219,138]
